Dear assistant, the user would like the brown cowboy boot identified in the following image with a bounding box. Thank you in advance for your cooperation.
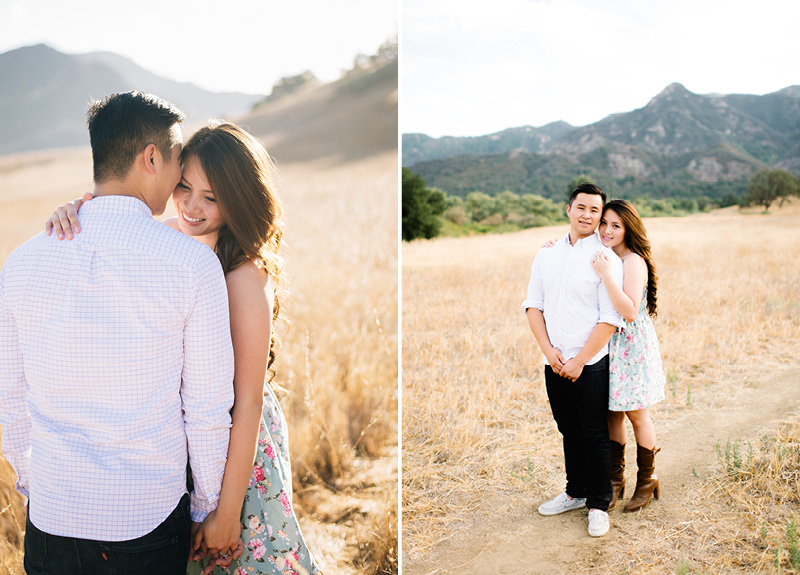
[608,440,625,511]
[623,444,661,513]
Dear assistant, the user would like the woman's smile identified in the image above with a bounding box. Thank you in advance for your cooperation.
[172,156,224,238]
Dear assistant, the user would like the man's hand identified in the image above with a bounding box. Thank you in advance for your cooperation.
[560,357,585,382]
[544,346,566,375]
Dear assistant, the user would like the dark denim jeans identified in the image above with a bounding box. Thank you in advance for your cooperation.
[24,494,191,575]
[545,356,611,511]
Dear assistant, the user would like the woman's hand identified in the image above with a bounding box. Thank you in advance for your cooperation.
[191,508,243,567]
[541,238,558,248]
[45,192,93,240]
[591,251,612,278]
[201,540,244,575]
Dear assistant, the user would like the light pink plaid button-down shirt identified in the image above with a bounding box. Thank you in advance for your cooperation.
[0,195,234,541]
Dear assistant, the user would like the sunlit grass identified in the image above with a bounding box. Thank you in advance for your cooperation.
[0,149,398,575]
[402,199,800,560]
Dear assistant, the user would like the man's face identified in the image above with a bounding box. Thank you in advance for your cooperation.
[151,124,183,216]
[565,192,603,239]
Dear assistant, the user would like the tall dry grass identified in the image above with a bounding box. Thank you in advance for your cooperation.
[402,201,800,559]
[277,155,398,575]
[0,149,398,575]
[590,415,800,574]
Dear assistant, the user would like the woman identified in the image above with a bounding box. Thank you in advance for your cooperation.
[46,122,320,575]
[590,199,665,512]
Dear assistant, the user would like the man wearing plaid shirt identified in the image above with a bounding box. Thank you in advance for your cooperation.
[0,92,234,573]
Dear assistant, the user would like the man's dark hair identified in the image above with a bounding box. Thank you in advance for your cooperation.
[568,182,606,206]
[87,92,185,183]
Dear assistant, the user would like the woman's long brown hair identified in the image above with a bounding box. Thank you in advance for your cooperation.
[604,199,658,317]
[182,122,284,380]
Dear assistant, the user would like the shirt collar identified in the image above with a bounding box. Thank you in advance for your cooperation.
[79,195,153,218]
[565,232,600,249]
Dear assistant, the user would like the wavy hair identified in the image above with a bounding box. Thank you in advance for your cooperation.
[604,199,658,317]
[181,122,284,380]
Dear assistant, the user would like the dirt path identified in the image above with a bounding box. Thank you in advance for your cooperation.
[403,368,800,575]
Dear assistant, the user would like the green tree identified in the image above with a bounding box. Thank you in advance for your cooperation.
[443,205,469,226]
[745,168,799,211]
[520,193,562,221]
[402,168,441,241]
[494,190,520,218]
[427,187,447,215]
[464,192,493,222]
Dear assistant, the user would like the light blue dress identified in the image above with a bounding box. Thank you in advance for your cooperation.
[608,287,666,411]
[187,385,321,575]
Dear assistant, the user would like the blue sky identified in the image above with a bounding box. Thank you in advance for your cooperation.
[0,0,397,95]
[402,0,800,137]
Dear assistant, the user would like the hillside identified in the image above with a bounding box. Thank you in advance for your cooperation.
[402,121,574,166]
[236,56,398,164]
[0,44,262,154]
[403,83,800,200]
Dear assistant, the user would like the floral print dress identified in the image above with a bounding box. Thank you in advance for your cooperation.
[608,286,666,411]
[187,385,321,575]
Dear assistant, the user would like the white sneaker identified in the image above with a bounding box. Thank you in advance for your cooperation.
[538,492,587,516]
[587,509,610,537]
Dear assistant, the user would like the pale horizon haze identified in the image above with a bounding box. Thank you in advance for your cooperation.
[0,0,397,95]
[403,0,800,138]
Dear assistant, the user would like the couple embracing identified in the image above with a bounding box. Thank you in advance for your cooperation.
[0,92,320,574]
[522,183,666,537]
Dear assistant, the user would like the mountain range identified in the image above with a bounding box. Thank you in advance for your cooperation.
[0,44,262,154]
[0,43,398,166]
[403,83,800,200]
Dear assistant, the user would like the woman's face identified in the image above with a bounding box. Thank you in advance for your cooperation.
[598,208,625,248]
[172,156,224,239]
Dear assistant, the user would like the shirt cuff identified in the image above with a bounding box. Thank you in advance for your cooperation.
[520,300,542,313]
[16,481,29,504]
[599,315,625,329]
[189,493,217,522]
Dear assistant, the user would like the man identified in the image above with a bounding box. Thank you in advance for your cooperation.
[0,92,234,573]
[521,183,624,537]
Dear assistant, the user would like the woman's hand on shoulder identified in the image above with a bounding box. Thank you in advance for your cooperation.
[591,250,611,277]
[45,192,93,240]
[541,238,559,248]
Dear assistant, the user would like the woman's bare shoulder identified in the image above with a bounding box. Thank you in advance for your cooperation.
[226,261,274,310]
[622,252,646,269]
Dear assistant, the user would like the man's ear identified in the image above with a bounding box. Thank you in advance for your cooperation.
[142,144,158,175]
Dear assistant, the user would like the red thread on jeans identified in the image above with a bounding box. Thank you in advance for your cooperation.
[101,552,108,560]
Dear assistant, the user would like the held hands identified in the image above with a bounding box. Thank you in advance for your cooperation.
[44,192,93,240]
[546,345,583,382]
[191,510,244,573]
[591,250,611,278]
[544,346,566,376]
[559,357,584,382]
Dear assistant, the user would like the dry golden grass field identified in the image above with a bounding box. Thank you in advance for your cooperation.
[402,200,800,574]
[0,146,398,575]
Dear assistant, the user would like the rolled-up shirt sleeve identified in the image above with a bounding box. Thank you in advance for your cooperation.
[181,251,235,522]
[0,263,31,502]
[597,251,625,329]
[520,254,545,312]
